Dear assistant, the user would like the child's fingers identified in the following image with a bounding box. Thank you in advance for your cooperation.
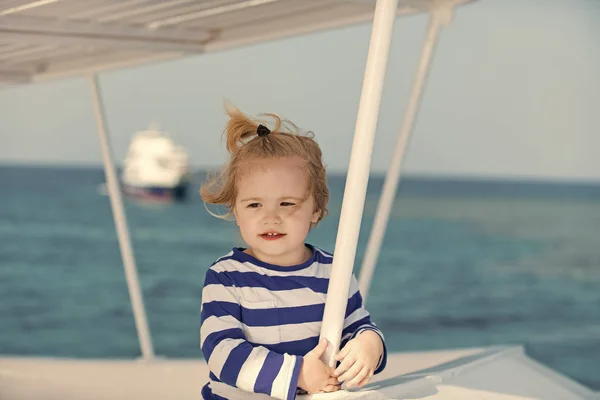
[335,345,351,361]
[323,384,341,392]
[327,365,336,377]
[337,360,362,383]
[334,354,356,377]
[327,377,340,386]
[358,369,374,388]
[307,338,329,358]
[346,366,370,388]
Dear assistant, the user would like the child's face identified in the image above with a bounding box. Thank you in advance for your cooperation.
[234,156,321,266]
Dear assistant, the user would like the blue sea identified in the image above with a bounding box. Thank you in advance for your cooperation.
[1,166,599,389]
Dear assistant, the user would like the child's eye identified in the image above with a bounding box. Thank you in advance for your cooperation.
[247,203,261,208]
[281,202,296,207]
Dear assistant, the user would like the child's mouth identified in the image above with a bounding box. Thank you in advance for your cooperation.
[260,232,286,240]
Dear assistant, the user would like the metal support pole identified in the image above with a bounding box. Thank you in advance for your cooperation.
[319,0,399,367]
[89,74,155,360]
[358,4,453,302]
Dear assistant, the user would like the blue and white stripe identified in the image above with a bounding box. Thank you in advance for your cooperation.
[200,244,387,400]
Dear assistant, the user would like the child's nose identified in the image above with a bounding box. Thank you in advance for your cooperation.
[263,210,282,225]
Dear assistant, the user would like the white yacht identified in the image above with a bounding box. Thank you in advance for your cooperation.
[121,127,190,201]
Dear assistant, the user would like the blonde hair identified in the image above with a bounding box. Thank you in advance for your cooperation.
[200,104,329,225]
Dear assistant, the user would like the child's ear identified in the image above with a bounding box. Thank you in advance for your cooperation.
[311,209,321,224]
[233,207,240,226]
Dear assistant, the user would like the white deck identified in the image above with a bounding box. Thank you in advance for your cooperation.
[1,347,597,400]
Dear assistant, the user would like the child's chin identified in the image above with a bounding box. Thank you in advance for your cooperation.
[255,245,286,254]
[255,244,295,256]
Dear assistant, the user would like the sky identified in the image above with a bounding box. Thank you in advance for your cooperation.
[0,0,599,181]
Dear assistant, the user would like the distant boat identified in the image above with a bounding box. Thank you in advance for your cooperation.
[120,126,191,202]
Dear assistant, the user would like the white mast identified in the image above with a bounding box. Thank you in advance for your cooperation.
[319,0,399,367]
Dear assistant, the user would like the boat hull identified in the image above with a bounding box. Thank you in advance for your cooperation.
[122,182,188,202]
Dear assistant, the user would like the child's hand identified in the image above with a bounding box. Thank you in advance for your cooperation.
[334,330,383,388]
[298,338,340,394]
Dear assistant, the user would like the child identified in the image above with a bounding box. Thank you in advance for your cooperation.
[199,105,387,400]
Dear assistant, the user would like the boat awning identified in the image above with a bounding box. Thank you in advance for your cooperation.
[0,0,474,85]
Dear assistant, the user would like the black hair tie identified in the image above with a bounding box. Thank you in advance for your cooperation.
[257,124,271,137]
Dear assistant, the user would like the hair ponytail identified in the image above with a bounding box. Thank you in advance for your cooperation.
[223,102,283,154]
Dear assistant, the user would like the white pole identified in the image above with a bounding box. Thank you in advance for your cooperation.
[320,0,399,367]
[358,4,454,302]
[89,74,155,360]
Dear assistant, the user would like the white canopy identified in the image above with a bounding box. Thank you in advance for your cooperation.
[0,0,474,85]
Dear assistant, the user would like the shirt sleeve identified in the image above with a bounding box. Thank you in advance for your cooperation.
[339,274,387,374]
[201,268,302,400]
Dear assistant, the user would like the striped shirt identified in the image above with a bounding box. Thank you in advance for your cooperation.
[200,244,387,400]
